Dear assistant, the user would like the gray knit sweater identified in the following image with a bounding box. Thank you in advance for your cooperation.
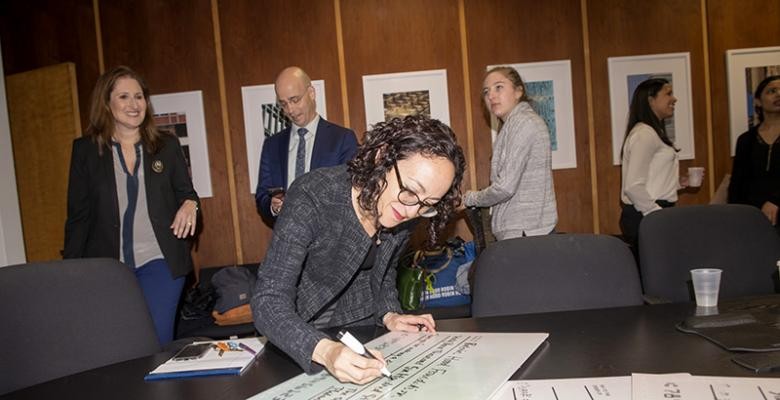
[464,101,558,238]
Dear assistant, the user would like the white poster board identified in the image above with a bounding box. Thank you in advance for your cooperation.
[491,376,631,400]
[250,331,548,400]
[487,60,578,170]
[362,69,450,131]
[151,91,213,197]
[607,52,695,165]
[726,46,780,155]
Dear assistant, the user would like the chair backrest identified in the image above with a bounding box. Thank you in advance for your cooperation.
[471,234,643,318]
[0,258,160,394]
[639,204,780,303]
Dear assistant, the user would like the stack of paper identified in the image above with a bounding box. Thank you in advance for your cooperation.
[145,337,265,381]
[490,373,780,399]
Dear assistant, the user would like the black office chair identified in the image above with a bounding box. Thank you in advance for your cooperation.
[471,234,643,318]
[639,204,780,303]
[0,258,161,394]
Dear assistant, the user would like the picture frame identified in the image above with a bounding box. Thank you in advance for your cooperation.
[150,90,213,197]
[487,60,578,170]
[607,52,695,165]
[362,69,450,131]
[241,80,327,194]
[726,46,780,155]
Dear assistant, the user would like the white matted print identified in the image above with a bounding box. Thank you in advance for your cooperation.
[487,60,577,170]
[608,52,694,165]
[151,91,213,197]
[362,69,450,131]
[726,46,780,155]
[241,80,326,194]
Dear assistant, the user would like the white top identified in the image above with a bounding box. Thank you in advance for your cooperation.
[286,114,320,187]
[621,122,679,215]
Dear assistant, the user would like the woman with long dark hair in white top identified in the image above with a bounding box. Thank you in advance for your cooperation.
[620,77,689,255]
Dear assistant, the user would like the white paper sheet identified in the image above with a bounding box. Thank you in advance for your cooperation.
[249,331,548,400]
[491,376,632,400]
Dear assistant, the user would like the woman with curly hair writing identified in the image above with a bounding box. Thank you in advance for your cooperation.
[251,115,465,384]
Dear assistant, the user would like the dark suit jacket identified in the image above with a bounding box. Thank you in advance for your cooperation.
[63,134,199,278]
[251,165,410,373]
[255,118,357,222]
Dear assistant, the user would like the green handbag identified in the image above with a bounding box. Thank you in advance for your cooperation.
[397,261,425,311]
[396,248,453,311]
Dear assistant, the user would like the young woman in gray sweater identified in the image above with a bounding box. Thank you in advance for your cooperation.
[464,66,557,239]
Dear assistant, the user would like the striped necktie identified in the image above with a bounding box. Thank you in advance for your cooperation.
[295,128,307,180]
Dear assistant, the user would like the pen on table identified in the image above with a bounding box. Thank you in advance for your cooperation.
[238,342,257,355]
[336,330,392,379]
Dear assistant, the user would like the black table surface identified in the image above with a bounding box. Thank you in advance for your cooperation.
[4,298,779,399]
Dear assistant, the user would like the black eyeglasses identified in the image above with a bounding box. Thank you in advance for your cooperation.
[393,160,439,218]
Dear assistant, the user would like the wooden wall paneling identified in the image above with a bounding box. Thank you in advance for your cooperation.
[6,63,81,261]
[0,0,100,140]
[706,0,780,192]
[340,0,473,242]
[219,0,346,264]
[587,0,710,235]
[99,0,236,268]
[463,0,594,233]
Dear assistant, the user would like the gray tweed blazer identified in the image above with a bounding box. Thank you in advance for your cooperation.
[251,165,410,372]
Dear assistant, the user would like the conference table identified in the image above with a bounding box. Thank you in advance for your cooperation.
[4,297,779,399]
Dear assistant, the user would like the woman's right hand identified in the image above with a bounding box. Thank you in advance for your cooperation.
[312,339,386,384]
[678,175,689,189]
[761,201,778,225]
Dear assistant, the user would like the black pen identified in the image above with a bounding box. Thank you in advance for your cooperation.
[336,330,392,379]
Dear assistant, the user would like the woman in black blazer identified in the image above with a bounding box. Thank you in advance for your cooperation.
[64,66,199,346]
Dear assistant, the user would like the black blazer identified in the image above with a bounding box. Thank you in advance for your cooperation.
[63,134,199,278]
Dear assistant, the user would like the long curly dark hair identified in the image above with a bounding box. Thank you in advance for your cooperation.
[347,115,465,247]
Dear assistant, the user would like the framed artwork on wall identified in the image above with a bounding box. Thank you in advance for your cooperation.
[241,80,327,194]
[726,46,780,156]
[607,52,695,165]
[151,90,213,197]
[362,69,450,131]
[486,60,578,170]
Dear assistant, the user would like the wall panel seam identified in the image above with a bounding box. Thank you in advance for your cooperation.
[93,0,105,74]
[458,0,477,191]
[333,0,351,128]
[701,0,715,197]
[210,0,243,264]
[580,0,599,233]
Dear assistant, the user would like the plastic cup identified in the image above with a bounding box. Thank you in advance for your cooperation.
[690,268,722,307]
[688,167,705,187]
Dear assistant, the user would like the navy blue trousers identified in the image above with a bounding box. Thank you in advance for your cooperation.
[134,259,185,346]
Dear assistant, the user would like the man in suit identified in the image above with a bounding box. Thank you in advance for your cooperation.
[255,66,358,224]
